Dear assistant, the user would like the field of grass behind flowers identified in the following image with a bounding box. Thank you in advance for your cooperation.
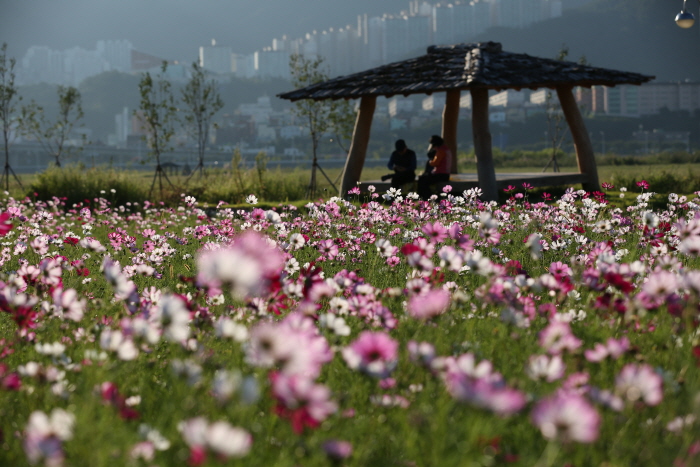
[0,183,699,466]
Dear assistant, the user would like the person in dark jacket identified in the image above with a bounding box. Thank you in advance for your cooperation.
[381,139,417,189]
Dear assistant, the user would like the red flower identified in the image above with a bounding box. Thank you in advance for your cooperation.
[0,212,12,236]
[63,237,79,246]
[692,346,700,367]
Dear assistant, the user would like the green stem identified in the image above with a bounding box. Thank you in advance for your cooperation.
[534,441,560,467]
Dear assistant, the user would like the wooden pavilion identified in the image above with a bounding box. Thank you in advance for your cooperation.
[278,42,654,201]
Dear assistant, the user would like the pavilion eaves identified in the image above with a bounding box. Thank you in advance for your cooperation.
[278,41,655,102]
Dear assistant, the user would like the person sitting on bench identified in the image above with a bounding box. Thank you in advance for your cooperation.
[417,135,452,200]
[381,139,417,189]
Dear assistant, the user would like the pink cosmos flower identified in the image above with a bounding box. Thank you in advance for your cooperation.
[422,221,449,244]
[317,239,339,260]
[531,392,600,443]
[246,314,332,379]
[538,320,582,355]
[615,363,663,406]
[549,261,573,280]
[342,331,398,379]
[407,288,450,320]
[196,231,284,298]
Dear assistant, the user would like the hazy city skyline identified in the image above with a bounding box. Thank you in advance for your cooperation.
[0,0,413,63]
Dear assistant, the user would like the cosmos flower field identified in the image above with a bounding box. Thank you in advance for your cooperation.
[0,183,698,467]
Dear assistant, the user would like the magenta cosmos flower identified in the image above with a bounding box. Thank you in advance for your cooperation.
[342,331,398,379]
[531,392,601,443]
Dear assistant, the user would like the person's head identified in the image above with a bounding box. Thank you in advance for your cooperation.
[395,139,407,152]
[429,135,444,147]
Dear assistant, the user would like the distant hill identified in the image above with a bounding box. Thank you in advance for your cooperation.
[470,0,700,82]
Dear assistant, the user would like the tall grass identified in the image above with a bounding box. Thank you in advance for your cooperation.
[30,164,150,207]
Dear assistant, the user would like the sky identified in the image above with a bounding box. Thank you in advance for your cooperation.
[0,0,410,62]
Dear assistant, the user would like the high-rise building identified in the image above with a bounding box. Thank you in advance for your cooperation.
[199,40,233,75]
[20,46,64,85]
[63,46,109,86]
[254,49,290,79]
[97,40,133,72]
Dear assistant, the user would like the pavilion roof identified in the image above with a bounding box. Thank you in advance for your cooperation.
[278,41,655,102]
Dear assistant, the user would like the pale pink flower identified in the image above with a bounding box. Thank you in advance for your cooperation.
[23,409,75,466]
[155,294,191,342]
[445,372,526,415]
[531,392,600,443]
[130,441,156,461]
[205,421,252,458]
[246,321,296,369]
[52,288,86,322]
[30,236,50,256]
[526,354,566,382]
[407,340,436,367]
[39,258,62,287]
[538,320,582,355]
[437,246,463,272]
[615,363,663,406]
[196,231,284,298]
[605,336,630,359]
[584,343,609,363]
[375,238,397,258]
[642,270,679,298]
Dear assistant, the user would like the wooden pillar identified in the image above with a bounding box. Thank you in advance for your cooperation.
[340,95,376,196]
[470,88,498,202]
[556,86,600,192]
[442,89,460,174]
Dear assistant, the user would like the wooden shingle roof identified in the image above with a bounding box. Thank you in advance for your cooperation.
[278,41,655,101]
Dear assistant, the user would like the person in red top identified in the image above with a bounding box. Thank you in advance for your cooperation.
[417,135,452,200]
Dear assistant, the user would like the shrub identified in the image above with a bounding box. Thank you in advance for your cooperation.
[29,164,149,208]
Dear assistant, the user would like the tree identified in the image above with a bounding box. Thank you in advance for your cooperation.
[181,62,223,179]
[0,43,23,190]
[21,85,85,167]
[136,62,178,197]
[289,54,355,198]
